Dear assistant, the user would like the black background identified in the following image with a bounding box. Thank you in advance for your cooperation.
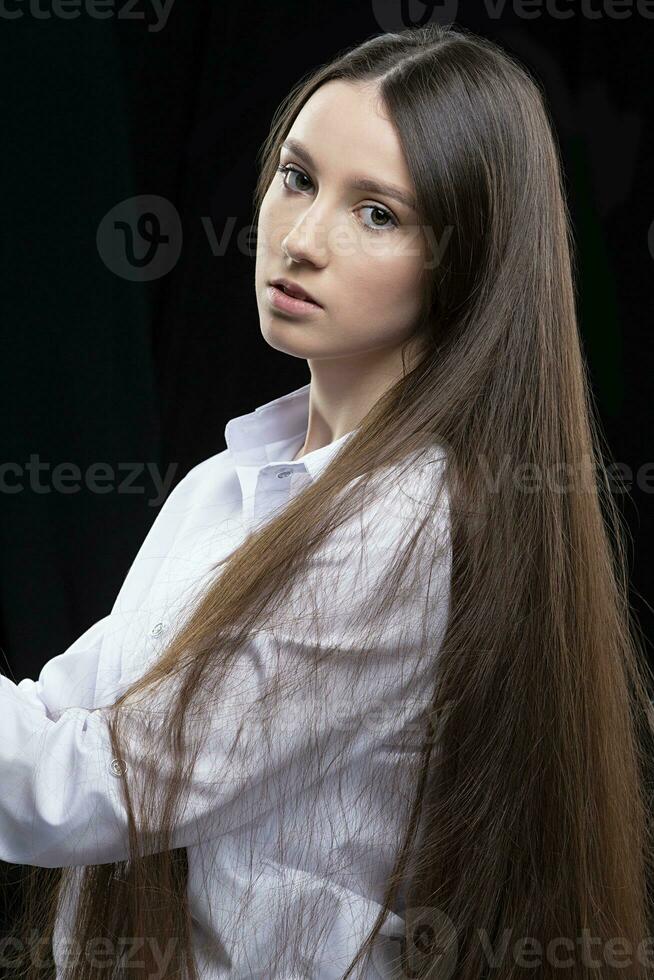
[0,0,652,963]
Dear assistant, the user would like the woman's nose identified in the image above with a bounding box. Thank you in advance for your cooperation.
[280,206,331,267]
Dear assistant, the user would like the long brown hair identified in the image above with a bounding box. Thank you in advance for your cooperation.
[13,22,654,979]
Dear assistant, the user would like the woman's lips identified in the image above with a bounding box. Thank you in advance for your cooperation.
[267,285,324,316]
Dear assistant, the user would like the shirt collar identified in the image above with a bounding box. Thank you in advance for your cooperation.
[224,382,357,486]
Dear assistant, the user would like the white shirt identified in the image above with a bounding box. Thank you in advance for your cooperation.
[2,382,451,978]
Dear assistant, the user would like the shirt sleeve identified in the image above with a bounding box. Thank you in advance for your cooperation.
[8,456,213,725]
[12,615,111,721]
[0,456,451,869]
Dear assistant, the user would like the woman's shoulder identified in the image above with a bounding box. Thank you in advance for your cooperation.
[166,448,232,501]
[372,442,449,520]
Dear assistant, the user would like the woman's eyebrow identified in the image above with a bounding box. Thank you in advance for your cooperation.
[281,137,417,211]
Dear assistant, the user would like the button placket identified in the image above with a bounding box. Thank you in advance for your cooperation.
[252,463,308,527]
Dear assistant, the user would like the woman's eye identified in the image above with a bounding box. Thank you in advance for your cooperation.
[277,164,313,193]
[275,165,398,233]
[359,205,397,232]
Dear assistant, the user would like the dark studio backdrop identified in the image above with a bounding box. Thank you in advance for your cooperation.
[0,0,652,966]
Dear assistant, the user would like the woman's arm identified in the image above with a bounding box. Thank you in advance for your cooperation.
[0,456,450,870]
[13,614,112,721]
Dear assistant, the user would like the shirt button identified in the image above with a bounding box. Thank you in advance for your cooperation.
[277,469,291,479]
[109,758,128,777]
[150,621,167,637]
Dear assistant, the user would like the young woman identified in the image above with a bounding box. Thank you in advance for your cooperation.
[6,22,653,980]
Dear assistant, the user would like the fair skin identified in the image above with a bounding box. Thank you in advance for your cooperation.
[255,78,429,460]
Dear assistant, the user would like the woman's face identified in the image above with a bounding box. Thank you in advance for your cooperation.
[255,79,428,365]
